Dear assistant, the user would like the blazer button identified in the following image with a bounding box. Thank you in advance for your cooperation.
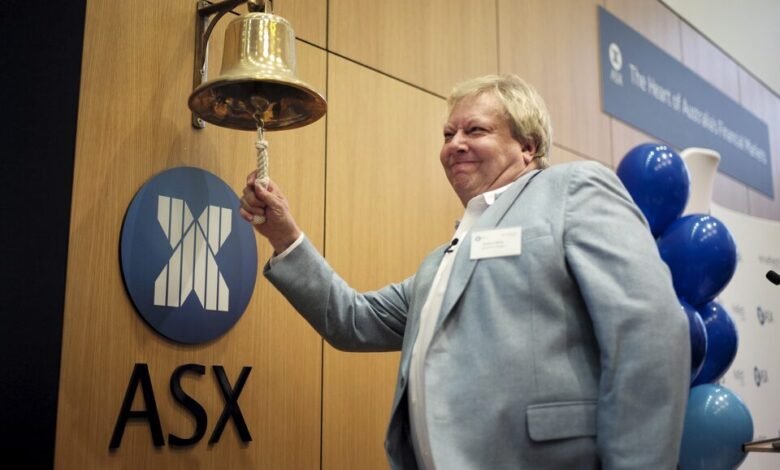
[399,377,406,388]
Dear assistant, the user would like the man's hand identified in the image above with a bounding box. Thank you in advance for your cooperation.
[239,171,302,254]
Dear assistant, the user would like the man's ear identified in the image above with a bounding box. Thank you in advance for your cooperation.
[522,141,538,164]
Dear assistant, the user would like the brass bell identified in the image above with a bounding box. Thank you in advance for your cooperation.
[188,4,326,131]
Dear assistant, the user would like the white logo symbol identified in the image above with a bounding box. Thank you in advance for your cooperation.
[154,195,231,312]
[609,42,622,71]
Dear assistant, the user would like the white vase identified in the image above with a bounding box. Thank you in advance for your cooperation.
[681,147,721,216]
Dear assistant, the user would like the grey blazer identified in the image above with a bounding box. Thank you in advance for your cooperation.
[266,161,690,469]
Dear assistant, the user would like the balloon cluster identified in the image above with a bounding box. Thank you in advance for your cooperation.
[617,143,753,470]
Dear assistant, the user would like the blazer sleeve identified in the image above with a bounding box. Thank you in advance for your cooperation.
[264,236,411,352]
[562,162,690,469]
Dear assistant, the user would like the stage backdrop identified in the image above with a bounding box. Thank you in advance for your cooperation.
[711,203,780,470]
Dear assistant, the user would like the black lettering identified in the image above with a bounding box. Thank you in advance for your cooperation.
[208,366,252,444]
[109,363,164,449]
[168,364,208,446]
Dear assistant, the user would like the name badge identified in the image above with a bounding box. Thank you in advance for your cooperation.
[470,227,522,260]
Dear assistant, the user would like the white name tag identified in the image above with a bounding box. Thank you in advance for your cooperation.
[470,227,522,260]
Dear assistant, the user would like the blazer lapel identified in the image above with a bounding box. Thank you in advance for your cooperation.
[434,169,542,332]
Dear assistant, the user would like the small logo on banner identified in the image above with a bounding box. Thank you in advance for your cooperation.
[756,306,774,325]
[730,303,746,322]
[754,366,769,387]
[607,42,623,86]
[121,167,257,344]
[608,42,622,71]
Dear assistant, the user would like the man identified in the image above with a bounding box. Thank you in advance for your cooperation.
[239,74,690,469]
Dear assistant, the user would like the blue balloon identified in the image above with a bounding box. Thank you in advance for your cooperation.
[680,299,707,384]
[616,143,690,237]
[692,301,739,386]
[657,214,737,306]
[679,384,753,470]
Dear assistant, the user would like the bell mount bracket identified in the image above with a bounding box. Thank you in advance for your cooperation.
[191,0,273,129]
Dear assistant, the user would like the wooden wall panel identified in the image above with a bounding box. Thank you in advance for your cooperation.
[276,0,327,47]
[677,21,754,214]
[55,1,325,468]
[680,22,740,102]
[328,0,498,97]
[550,144,589,166]
[740,69,780,219]
[323,55,463,470]
[605,0,682,169]
[498,0,611,166]
[605,0,683,60]
[611,119,665,168]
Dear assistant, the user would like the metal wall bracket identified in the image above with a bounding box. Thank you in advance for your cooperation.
[191,0,247,129]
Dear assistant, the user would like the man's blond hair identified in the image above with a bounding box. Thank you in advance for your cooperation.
[447,74,552,168]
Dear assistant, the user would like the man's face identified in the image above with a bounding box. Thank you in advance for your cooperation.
[440,93,536,206]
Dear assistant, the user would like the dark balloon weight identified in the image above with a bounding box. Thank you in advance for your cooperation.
[679,299,707,384]
[691,301,739,386]
[657,214,737,306]
[616,143,690,237]
[678,384,753,470]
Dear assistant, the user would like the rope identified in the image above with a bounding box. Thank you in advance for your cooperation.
[253,121,269,225]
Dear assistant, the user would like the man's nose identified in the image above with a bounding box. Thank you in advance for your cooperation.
[450,130,468,151]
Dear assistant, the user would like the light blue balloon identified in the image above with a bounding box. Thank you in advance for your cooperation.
[616,143,690,237]
[679,384,753,470]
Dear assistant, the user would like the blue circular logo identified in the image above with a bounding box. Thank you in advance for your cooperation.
[120,167,257,344]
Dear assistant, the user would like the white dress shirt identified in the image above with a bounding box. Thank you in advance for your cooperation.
[408,182,514,470]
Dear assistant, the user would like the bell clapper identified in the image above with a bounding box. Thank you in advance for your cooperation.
[252,103,270,225]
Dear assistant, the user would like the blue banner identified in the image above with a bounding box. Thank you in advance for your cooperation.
[599,6,773,197]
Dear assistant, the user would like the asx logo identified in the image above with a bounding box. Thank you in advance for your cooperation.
[756,306,774,326]
[120,167,258,344]
[154,196,231,312]
[754,366,769,387]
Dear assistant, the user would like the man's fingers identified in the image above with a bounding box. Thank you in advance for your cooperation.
[253,179,284,211]
[239,207,254,223]
[240,198,265,215]
[246,170,258,187]
[243,185,268,208]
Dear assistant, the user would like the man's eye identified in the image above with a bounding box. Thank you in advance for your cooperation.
[443,132,453,141]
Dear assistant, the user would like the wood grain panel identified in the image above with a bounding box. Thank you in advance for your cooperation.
[740,69,780,220]
[323,55,463,470]
[275,0,327,47]
[680,22,740,102]
[550,144,589,166]
[498,0,611,165]
[604,2,683,169]
[328,0,498,97]
[610,119,670,168]
[678,23,758,216]
[605,0,683,60]
[55,1,325,468]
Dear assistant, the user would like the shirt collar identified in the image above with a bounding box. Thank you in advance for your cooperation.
[454,169,541,230]
[454,180,515,230]
[467,169,534,207]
